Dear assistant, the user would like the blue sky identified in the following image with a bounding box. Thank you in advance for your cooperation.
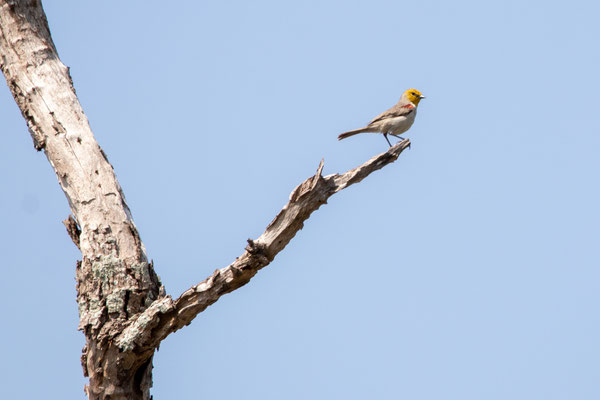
[1,0,599,399]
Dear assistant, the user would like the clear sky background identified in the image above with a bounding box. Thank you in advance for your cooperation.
[1,0,598,399]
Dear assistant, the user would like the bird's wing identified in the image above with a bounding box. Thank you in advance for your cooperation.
[369,103,415,125]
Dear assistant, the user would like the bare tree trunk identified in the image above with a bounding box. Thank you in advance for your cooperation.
[0,1,410,398]
[0,1,162,398]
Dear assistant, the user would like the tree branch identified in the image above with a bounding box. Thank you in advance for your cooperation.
[116,140,411,352]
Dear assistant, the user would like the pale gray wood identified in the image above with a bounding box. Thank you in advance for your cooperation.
[0,1,162,398]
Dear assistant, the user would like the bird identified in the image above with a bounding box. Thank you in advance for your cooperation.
[338,89,426,147]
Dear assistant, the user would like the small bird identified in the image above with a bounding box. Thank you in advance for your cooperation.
[338,89,426,147]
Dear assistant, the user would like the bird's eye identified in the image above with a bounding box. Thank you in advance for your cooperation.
[411,92,417,96]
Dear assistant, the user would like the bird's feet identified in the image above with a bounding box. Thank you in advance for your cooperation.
[383,133,392,147]
[392,135,410,149]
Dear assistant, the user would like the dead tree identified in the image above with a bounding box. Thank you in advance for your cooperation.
[0,1,410,398]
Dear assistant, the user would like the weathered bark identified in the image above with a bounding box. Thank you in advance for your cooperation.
[116,144,410,353]
[0,1,162,398]
[0,0,411,398]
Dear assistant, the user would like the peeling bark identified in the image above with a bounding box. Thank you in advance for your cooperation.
[1,1,163,398]
[116,143,410,354]
[63,215,82,249]
[0,0,411,398]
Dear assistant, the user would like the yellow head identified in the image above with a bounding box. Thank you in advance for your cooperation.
[404,88,425,105]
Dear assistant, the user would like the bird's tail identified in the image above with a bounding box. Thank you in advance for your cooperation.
[337,127,374,141]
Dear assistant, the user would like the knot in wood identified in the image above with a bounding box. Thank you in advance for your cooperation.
[245,238,266,255]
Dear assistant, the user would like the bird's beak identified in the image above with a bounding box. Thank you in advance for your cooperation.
[419,95,426,99]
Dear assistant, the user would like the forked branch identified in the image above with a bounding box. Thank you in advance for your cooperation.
[116,140,411,352]
[1,1,412,397]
